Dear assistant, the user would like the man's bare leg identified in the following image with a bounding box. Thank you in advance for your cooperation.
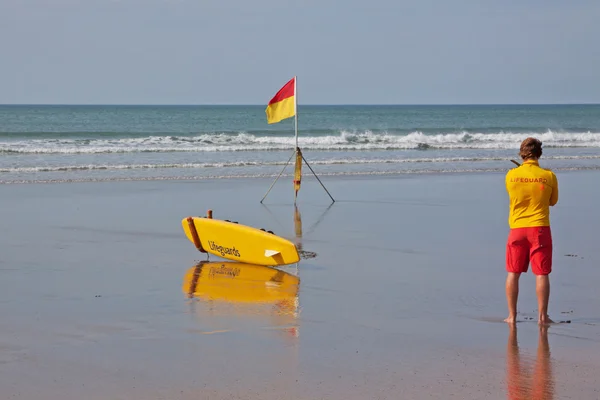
[505,272,521,324]
[536,275,554,325]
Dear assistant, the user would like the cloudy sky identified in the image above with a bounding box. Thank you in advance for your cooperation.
[1,0,599,104]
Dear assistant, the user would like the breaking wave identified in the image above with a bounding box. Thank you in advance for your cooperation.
[3,130,600,154]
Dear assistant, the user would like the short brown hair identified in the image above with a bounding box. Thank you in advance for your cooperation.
[519,137,543,160]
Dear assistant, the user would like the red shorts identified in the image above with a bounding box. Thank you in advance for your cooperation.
[506,226,553,275]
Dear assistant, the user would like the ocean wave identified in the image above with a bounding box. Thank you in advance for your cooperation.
[3,130,600,154]
[3,165,600,185]
[2,155,600,173]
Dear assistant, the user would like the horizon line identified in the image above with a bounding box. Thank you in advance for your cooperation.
[1,102,600,107]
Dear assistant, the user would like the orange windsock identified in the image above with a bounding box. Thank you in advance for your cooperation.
[294,148,302,200]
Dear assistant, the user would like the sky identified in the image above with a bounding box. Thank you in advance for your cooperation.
[1,0,599,105]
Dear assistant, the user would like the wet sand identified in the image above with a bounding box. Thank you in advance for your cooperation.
[1,171,599,399]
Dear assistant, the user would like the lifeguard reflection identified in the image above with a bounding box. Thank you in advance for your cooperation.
[182,260,300,338]
[506,325,555,400]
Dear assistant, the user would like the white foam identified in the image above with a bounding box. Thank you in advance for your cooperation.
[3,165,600,185]
[3,130,600,154]
[2,154,600,174]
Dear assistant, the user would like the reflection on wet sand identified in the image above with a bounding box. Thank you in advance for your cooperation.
[506,325,555,400]
[293,204,321,259]
[294,205,303,251]
[260,202,332,260]
[182,261,300,337]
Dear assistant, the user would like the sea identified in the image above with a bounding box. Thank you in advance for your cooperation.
[2,104,600,184]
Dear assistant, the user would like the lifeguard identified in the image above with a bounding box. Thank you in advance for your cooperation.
[504,137,558,325]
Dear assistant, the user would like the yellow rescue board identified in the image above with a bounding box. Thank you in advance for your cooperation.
[181,216,300,266]
[182,261,300,303]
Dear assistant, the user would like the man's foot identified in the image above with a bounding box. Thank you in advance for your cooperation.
[538,315,555,325]
[504,315,517,324]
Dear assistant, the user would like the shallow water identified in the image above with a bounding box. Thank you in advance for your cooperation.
[3,104,600,184]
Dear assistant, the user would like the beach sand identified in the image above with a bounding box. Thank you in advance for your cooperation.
[1,171,599,399]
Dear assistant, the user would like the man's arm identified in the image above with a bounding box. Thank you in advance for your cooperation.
[549,173,558,206]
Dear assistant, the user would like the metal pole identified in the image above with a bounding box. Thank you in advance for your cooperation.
[260,150,295,203]
[294,75,298,150]
[293,75,299,203]
[301,152,335,203]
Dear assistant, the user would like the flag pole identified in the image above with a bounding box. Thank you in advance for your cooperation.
[293,76,299,204]
[294,75,298,150]
[295,75,334,203]
[260,75,334,204]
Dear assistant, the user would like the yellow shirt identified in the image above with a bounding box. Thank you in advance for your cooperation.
[505,160,558,228]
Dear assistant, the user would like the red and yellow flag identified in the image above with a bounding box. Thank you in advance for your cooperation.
[265,77,296,124]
